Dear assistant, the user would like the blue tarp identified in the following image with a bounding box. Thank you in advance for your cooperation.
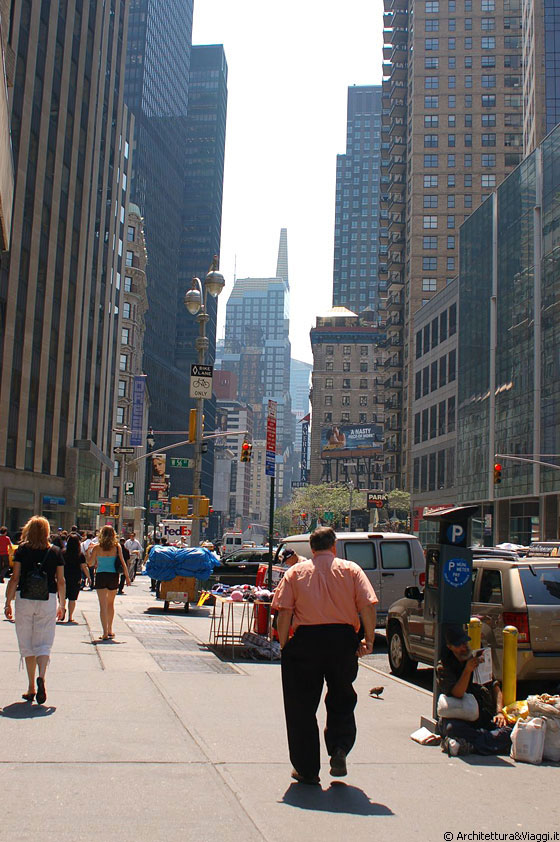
[145,545,220,582]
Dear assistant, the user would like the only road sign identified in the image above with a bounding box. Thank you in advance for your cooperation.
[114,446,135,454]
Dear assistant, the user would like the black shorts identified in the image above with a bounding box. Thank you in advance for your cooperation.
[95,572,119,591]
[66,577,82,600]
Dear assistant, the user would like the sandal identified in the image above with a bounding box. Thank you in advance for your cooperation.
[108,633,115,639]
[22,691,35,702]
[36,677,46,705]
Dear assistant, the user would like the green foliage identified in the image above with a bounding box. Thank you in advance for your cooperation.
[386,489,411,517]
[275,483,368,535]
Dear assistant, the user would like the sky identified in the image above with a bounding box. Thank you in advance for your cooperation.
[192,1,384,363]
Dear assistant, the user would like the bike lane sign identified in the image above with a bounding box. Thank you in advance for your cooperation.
[190,364,213,399]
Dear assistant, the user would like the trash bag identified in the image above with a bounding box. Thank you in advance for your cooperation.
[527,695,560,761]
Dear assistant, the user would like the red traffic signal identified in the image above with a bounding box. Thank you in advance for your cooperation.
[100,503,109,515]
[493,463,502,484]
[240,441,252,462]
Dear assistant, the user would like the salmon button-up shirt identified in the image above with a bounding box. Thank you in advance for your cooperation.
[271,550,378,632]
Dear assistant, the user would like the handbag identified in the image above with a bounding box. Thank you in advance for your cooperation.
[20,549,50,601]
[437,692,479,722]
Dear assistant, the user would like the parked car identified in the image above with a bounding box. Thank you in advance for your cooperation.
[210,546,275,587]
[386,555,560,682]
[279,531,425,625]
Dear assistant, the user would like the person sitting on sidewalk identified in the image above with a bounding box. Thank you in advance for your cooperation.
[436,625,512,757]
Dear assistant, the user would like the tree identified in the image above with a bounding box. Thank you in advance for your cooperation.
[275,483,368,534]
[387,489,411,519]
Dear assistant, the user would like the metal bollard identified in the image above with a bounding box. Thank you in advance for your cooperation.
[502,625,518,707]
[468,617,482,650]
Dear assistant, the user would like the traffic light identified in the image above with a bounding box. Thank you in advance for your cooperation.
[301,512,307,520]
[100,503,109,516]
[240,441,252,462]
[110,503,120,518]
[493,463,502,484]
[189,409,197,443]
[195,497,210,517]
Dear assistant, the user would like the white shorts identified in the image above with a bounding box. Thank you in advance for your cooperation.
[14,593,57,657]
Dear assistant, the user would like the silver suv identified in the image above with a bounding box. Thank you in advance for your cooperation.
[386,556,560,683]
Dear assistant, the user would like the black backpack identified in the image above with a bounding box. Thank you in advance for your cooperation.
[20,549,50,601]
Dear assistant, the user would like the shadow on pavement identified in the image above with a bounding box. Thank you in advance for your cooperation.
[1,702,56,718]
[281,781,394,816]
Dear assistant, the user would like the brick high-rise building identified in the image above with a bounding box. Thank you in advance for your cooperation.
[381,0,524,489]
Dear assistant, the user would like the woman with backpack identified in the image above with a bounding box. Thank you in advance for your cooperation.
[3,516,65,704]
[89,525,130,641]
[61,532,91,622]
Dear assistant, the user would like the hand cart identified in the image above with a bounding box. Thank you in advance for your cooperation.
[158,576,198,612]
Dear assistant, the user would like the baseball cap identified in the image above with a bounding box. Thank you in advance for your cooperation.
[444,625,471,646]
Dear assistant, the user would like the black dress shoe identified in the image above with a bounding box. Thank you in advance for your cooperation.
[291,768,320,785]
[329,749,347,777]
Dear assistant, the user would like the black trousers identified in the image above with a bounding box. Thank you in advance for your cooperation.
[280,624,359,779]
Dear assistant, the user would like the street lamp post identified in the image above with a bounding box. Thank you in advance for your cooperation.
[144,428,155,546]
[347,480,354,532]
[184,256,225,546]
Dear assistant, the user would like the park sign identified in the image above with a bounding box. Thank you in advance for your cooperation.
[367,492,388,510]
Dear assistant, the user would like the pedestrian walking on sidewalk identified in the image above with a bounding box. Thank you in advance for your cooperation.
[3,516,65,704]
[271,526,378,785]
[61,533,90,622]
[0,526,12,582]
[89,526,130,640]
[117,539,130,594]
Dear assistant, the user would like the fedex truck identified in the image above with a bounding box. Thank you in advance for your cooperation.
[160,519,193,546]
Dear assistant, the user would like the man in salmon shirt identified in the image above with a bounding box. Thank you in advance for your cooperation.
[271,526,378,785]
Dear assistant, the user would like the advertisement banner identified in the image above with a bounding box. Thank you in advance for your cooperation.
[151,453,167,489]
[130,375,146,446]
[321,424,383,454]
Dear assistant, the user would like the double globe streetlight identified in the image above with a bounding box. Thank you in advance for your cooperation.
[184,256,225,545]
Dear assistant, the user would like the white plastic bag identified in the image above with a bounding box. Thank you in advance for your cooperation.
[437,693,479,722]
[511,716,547,764]
[542,716,560,762]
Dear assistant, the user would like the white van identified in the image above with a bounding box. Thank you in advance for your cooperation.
[278,531,425,626]
[220,531,243,557]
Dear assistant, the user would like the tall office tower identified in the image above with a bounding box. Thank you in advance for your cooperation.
[523,0,560,155]
[115,204,149,535]
[0,0,14,253]
[124,0,193,457]
[381,0,523,490]
[333,86,383,316]
[0,0,132,531]
[176,44,228,500]
[222,231,293,503]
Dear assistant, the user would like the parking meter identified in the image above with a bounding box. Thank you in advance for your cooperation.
[422,505,479,723]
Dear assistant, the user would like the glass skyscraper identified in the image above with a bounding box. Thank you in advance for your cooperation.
[332,86,383,315]
[176,44,228,498]
[124,0,194,457]
[222,231,293,502]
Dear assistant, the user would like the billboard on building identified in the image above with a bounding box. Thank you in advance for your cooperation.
[321,424,383,455]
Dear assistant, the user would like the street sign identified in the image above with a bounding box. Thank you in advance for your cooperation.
[114,446,135,454]
[190,363,213,399]
[265,453,276,477]
[323,511,334,521]
[291,481,308,488]
[367,492,388,509]
[124,481,134,495]
[169,457,193,469]
[149,500,164,512]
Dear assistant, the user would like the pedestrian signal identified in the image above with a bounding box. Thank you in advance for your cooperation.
[189,409,197,442]
[100,503,109,515]
[110,503,120,517]
[240,441,252,462]
[493,463,502,484]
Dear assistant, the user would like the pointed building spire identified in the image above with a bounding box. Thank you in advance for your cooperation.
[276,227,289,289]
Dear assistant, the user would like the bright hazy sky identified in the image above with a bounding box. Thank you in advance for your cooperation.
[192,1,384,363]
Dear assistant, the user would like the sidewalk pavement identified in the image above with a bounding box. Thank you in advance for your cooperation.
[1,575,559,842]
